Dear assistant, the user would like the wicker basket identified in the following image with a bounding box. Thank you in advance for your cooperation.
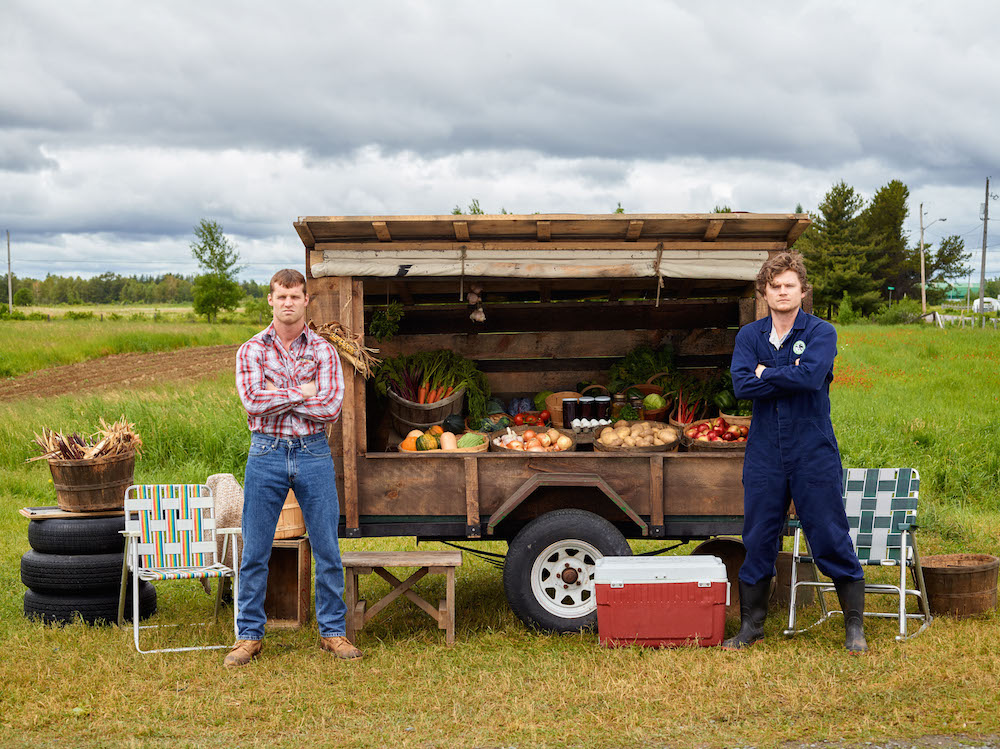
[489,425,577,453]
[387,387,465,435]
[680,418,747,451]
[544,391,581,428]
[592,422,679,453]
[397,432,489,454]
[719,411,752,427]
[48,451,136,512]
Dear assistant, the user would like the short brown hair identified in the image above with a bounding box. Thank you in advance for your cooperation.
[755,252,811,296]
[269,269,307,294]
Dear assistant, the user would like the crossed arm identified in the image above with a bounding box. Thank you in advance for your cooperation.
[730,324,836,400]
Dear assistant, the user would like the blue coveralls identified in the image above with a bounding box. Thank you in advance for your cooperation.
[730,308,863,586]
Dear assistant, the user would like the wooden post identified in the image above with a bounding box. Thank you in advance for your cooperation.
[650,455,664,537]
[464,457,480,538]
[337,276,361,537]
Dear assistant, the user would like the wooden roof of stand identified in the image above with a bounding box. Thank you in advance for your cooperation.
[295,213,811,250]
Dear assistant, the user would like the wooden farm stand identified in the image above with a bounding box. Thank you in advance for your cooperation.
[296,212,810,632]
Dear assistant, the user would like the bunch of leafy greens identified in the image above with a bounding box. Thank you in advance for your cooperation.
[368,301,405,342]
[375,349,491,422]
[607,344,676,393]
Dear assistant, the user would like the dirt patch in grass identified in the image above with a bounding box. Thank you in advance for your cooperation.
[0,345,238,401]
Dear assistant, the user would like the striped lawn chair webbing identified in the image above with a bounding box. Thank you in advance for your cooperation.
[124,484,217,571]
[138,565,231,581]
[843,468,919,565]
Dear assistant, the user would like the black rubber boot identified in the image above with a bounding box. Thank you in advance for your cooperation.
[721,578,771,650]
[834,579,868,654]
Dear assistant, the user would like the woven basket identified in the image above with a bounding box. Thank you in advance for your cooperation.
[592,422,679,453]
[681,419,747,452]
[719,411,752,427]
[544,391,581,428]
[489,425,577,453]
[387,387,465,435]
[398,432,489,454]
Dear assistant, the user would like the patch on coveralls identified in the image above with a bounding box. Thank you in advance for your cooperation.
[792,340,806,355]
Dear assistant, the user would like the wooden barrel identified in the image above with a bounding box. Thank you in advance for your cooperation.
[387,387,465,435]
[48,452,135,512]
[274,490,305,539]
[921,553,999,617]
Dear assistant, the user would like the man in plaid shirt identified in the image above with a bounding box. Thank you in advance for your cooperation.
[225,268,362,667]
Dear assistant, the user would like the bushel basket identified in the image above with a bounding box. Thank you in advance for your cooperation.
[387,387,465,435]
[48,451,136,512]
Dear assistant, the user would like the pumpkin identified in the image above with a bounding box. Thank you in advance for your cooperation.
[416,433,439,451]
[400,436,418,452]
[428,425,444,436]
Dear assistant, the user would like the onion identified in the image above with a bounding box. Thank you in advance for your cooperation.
[555,435,573,451]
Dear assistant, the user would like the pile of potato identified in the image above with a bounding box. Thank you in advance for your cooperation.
[597,420,678,449]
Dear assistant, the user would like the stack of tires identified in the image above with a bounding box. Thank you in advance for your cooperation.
[21,515,156,625]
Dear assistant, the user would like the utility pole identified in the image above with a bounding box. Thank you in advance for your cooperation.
[919,203,927,314]
[980,177,990,323]
[6,231,11,315]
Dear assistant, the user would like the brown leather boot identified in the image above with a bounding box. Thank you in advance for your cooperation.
[223,639,263,667]
[320,636,363,660]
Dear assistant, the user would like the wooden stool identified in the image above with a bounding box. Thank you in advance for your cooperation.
[341,551,462,646]
[265,538,311,629]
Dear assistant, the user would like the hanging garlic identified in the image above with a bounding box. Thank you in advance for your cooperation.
[470,307,486,323]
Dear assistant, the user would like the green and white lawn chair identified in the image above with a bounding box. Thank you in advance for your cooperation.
[117,484,241,654]
[784,468,932,642]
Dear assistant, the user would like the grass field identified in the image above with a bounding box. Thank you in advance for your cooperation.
[0,325,998,748]
[0,320,259,378]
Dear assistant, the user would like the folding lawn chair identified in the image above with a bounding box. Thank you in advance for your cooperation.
[784,468,932,642]
[117,483,241,654]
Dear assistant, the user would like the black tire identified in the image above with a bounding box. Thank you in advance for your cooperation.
[503,509,632,633]
[20,550,125,593]
[28,516,125,555]
[23,581,157,625]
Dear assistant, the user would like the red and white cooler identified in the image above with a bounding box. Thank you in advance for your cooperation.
[594,555,730,648]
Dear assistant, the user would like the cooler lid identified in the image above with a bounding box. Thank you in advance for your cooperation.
[594,555,728,584]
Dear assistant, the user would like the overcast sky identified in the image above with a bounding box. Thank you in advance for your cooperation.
[2,0,999,283]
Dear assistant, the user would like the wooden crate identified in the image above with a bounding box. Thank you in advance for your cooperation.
[265,537,311,629]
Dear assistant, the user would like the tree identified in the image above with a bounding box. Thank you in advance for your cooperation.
[190,219,242,322]
[13,287,33,306]
[927,235,972,284]
[857,180,908,295]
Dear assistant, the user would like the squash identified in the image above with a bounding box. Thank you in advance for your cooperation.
[439,432,458,450]
[400,436,418,452]
[428,425,444,436]
[406,429,424,440]
[442,414,466,434]
[416,433,439,451]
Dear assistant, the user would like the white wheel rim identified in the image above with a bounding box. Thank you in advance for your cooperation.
[529,538,603,619]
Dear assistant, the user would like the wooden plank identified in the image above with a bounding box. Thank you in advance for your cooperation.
[342,551,463,567]
[315,239,786,253]
[372,328,737,362]
[306,276,341,326]
[338,277,360,534]
[352,278,367,455]
[19,506,123,520]
[626,220,644,240]
[453,221,470,241]
[650,454,664,532]
[377,299,740,336]
[372,221,392,242]
[738,297,756,327]
[294,221,316,250]
[704,219,724,241]
[465,457,480,535]
[536,221,551,241]
[785,219,811,247]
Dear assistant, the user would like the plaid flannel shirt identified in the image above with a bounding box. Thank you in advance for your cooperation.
[235,323,344,437]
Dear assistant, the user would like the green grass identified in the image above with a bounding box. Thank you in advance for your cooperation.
[1,326,999,747]
[0,320,259,378]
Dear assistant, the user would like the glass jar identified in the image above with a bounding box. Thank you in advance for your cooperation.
[611,394,627,420]
[561,398,580,429]
[595,396,611,420]
[578,396,596,420]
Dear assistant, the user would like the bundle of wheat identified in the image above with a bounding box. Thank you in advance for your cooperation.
[29,416,143,462]
[309,319,381,379]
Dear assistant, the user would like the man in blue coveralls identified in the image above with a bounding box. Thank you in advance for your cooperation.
[722,252,867,654]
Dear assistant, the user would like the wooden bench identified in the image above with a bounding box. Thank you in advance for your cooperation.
[341,550,462,646]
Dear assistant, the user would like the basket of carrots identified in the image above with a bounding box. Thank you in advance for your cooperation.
[375,350,491,435]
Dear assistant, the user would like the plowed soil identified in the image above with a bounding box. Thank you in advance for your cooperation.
[0,345,238,402]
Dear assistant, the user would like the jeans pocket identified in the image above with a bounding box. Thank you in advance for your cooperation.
[249,441,274,457]
[301,439,332,458]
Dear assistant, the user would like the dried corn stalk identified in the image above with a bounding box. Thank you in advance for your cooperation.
[29,415,143,462]
[309,319,381,379]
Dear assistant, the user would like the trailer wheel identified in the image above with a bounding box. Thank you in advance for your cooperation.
[503,509,631,633]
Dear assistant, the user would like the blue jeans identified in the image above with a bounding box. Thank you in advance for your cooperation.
[237,432,347,640]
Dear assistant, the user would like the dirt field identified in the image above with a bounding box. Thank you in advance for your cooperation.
[0,344,237,401]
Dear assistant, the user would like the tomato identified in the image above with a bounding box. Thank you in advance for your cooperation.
[513,413,526,426]
[539,410,551,424]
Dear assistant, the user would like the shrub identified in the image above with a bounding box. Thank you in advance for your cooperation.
[64,310,95,320]
[869,298,924,325]
[837,291,859,325]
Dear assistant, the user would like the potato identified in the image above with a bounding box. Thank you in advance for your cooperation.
[623,436,636,447]
[607,435,623,447]
[630,425,643,436]
[613,419,630,429]
[615,426,630,439]
[599,426,616,439]
[653,437,665,446]
[657,429,678,445]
